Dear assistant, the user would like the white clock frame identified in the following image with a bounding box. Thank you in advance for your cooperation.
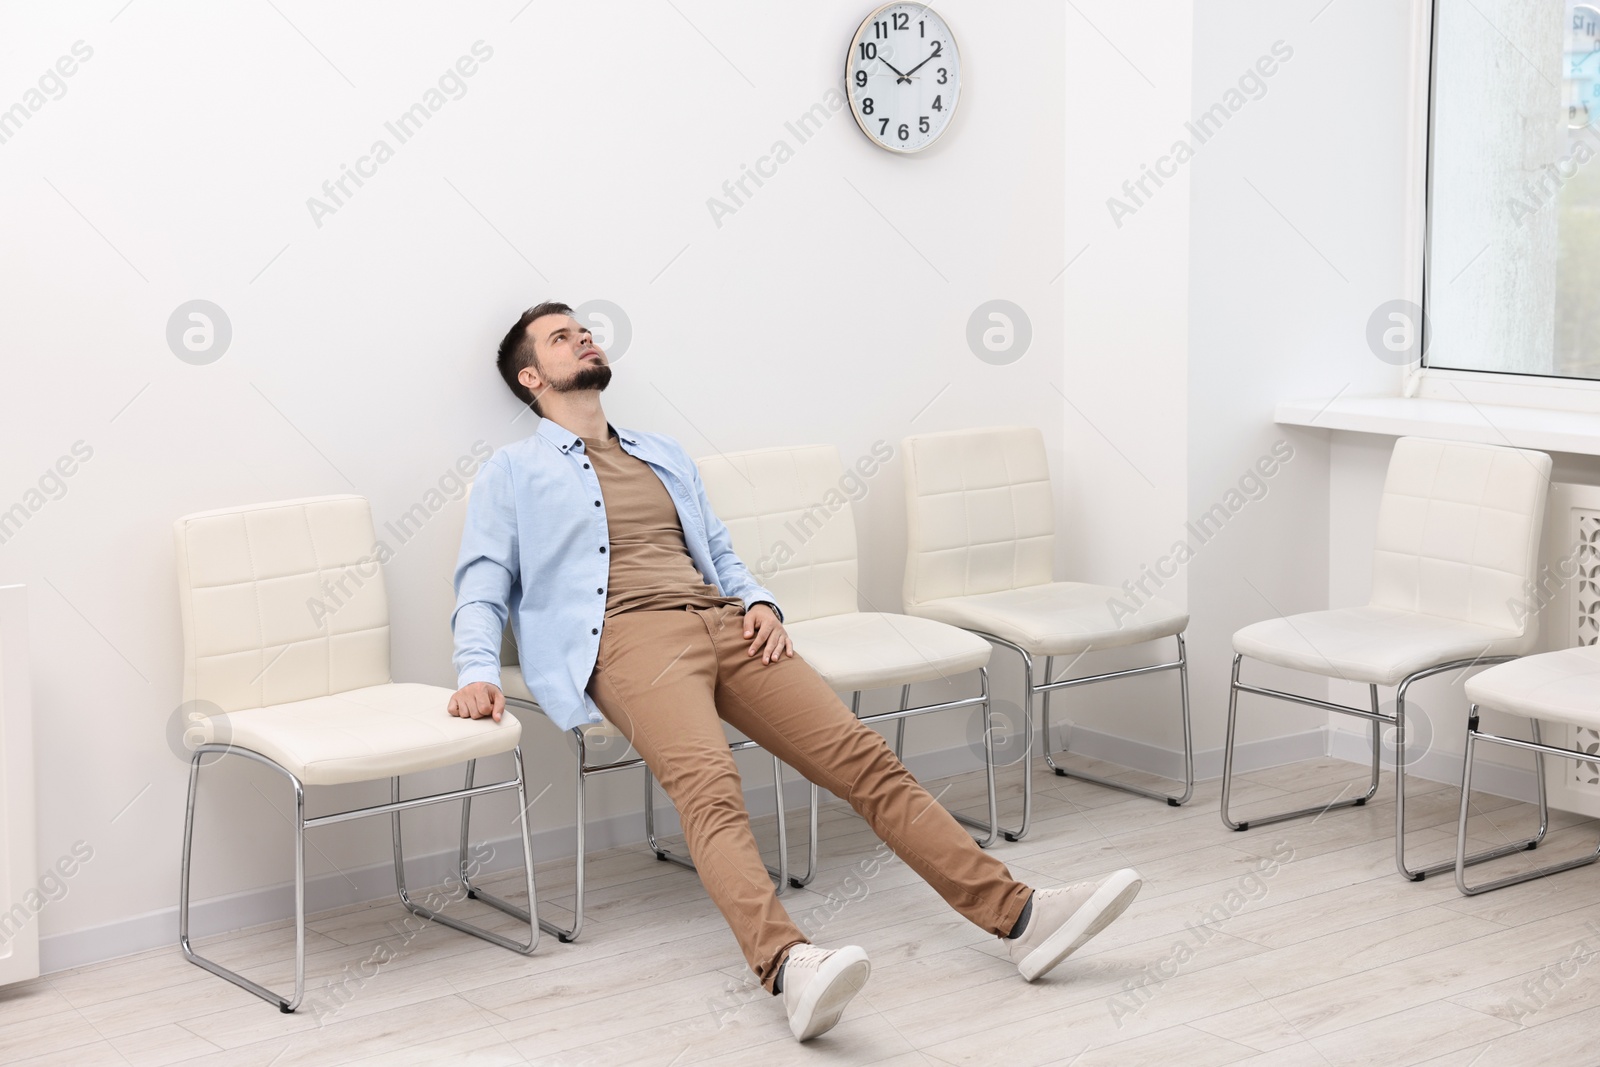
[845,2,963,154]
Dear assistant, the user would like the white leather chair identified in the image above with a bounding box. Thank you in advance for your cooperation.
[1453,644,1599,894]
[901,426,1193,841]
[697,443,997,885]
[1221,437,1554,882]
[489,629,791,943]
[174,495,539,1013]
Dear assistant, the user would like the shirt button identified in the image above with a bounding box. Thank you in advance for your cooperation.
[599,546,607,554]
[597,588,604,595]
[583,463,590,469]
[591,628,599,635]
[594,500,601,507]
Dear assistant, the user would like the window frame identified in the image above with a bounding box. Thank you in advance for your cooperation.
[1413,0,1600,409]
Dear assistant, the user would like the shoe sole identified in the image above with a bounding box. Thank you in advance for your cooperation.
[789,947,871,1041]
[1019,868,1143,982]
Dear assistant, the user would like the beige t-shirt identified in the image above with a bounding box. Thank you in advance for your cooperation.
[582,432,742,618]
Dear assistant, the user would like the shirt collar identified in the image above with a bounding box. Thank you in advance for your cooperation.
[535,416,640,454]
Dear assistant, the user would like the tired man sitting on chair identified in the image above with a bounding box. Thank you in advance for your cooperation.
[447,301,1142,1042]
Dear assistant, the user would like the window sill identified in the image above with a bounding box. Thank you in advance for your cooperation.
[1275,395,1600,458]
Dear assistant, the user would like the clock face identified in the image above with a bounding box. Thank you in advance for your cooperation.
[846,3,961,153]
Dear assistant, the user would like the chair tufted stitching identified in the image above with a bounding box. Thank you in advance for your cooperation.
[903,427,1055,606]
[300,504,330,698]
[175,495,391,713]
[240,509,267,710]
[698,444,860,624]
[1368,438,1550,634]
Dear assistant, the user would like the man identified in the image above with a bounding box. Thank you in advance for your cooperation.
[448,302,1142,1042]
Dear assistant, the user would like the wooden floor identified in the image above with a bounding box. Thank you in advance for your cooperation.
[5,755,1600,1067]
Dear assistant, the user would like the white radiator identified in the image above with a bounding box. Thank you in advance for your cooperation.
[0,585,39,986]
[1529,485,1600,817]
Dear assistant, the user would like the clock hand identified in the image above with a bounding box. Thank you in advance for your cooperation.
[878,57,912,83]
[902,49,941,78]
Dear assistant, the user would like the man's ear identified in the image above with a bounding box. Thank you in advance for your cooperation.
[518,365,543,394]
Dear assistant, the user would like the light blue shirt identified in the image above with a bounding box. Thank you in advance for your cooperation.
[451,417,782,732]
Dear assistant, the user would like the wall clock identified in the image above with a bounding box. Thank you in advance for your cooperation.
[846,3,962,153]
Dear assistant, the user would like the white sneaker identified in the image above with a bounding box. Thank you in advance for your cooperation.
[779,943,871,1041]
[1006,869,1142,981]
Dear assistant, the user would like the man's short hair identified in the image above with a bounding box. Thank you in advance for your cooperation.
[497,301,572,411]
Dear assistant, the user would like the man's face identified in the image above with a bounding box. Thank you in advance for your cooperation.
[520,313,611,400]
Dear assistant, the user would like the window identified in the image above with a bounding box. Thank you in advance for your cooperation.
[1425,0,1600,381]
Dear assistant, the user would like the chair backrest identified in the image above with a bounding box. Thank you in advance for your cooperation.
[1369,437,1552,636]
[902,426,1055,609]
[174,495,391,713]
[696,444,860,624]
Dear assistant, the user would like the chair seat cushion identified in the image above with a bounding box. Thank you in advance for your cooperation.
[501,670,628,748]
[1233,606,1535,687]
[909,583,1187,656]
[1465,644,1600,726]
[201,682,522,785]
[787,612,991,691]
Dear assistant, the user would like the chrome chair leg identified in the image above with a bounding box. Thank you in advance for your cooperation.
[1002,642,1036,842]
[455,750,572,942]
[772,755,790,891]
[1456,713,1574,895]
[1220,654,1244,831]
[1042,634,1195,806]
[1217,653,1539,881]
[892,684,911,759]
[179,748,308,1013]
[568,751,587,942]
[1221,664,1382,831]
[180,744,538,1012]
[966,639,1043,838]
[973,666,1000,846]
[790,781,821,889]
[1393,661,1545,881]
[455,759,476,884]
[943,666,1000,847]
[390,746,540,954]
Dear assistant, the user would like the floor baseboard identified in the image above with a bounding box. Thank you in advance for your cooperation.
[1326,728,1540,804]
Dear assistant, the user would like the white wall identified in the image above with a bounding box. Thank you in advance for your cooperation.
[0,0,1067,967]
[1185,0,1416,757]
[1048,0,1193,760]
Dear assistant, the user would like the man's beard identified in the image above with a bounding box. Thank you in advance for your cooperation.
[549,363,612,394]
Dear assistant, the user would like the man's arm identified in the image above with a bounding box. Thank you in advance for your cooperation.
[450,454,517,721]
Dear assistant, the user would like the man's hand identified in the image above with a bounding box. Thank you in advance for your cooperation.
[448,681,505,723]
[743,603,794,665]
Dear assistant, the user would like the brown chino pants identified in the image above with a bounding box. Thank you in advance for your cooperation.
[585,603,1032,992]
